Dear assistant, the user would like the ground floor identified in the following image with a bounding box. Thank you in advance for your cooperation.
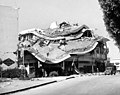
[19,60,106,78]
[18,51,106,77]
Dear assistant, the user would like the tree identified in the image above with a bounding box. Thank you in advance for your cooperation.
[98,0,120,49]
[0,58,2,64]
[0,58,2,78]
[0,66,3,78]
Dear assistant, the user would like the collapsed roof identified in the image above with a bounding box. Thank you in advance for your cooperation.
[18,22,109,64]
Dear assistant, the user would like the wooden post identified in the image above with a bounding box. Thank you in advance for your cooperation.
[62,61,65,70]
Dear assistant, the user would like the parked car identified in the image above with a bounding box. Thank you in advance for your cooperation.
[104,66,116,75]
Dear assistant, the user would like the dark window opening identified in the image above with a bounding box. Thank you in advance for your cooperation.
[82,30,92,37]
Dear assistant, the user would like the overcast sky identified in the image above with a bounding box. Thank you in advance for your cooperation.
[0,0,120,60]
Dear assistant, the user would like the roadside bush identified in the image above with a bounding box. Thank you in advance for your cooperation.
[2,68,21,78]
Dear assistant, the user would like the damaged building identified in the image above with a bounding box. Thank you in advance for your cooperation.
[17,22,109,77]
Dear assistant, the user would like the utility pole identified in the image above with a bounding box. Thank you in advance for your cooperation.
[22,48,26,78]
[92,54,94,73]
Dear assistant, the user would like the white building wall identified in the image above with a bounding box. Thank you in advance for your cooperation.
[0,5,18,60]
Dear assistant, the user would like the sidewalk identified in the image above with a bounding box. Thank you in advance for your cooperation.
[0,76,75,95]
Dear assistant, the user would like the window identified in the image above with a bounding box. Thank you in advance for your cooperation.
[81,30,92,37]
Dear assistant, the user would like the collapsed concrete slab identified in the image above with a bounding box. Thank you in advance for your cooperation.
[17,22,109,77]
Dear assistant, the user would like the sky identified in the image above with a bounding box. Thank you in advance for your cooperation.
[0,0,120,60]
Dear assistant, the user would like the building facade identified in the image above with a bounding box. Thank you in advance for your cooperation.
[17,22,109,77]
[0,5,18,60]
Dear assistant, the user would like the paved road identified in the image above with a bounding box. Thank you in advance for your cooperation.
[12,74,120,95]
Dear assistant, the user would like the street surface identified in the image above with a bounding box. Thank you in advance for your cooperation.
[11,74,120,95]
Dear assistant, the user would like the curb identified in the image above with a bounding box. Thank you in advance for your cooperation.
[0,81,57,95]
[66,76,75,80]
[0,76,76,95]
